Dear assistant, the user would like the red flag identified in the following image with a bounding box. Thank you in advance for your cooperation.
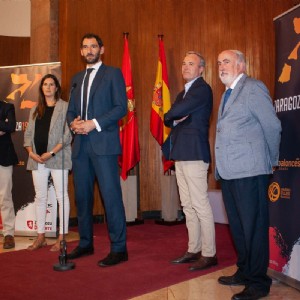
[150,36,173,173]
[118,34,140,180]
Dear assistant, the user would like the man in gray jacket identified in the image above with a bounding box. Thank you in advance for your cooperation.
[215,50,281,300]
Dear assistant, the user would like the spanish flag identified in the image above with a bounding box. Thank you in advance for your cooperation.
[150,36,173,173]
[119,33,140,180]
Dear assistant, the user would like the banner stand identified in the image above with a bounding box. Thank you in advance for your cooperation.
[14,185,57,237]
[0,62,61,238]
[268,269,300,291]
[269,4,300,290]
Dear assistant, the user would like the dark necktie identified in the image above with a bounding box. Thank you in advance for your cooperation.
[221,88,232,114]
[82,68,94,120]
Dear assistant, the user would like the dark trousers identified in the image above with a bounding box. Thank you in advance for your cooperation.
[221,175,272,292]
[72,137,127,252]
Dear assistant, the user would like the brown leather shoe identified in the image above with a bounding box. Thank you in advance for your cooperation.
[171,251,201,264]
[3,235,15,249]
[189,254,218,271]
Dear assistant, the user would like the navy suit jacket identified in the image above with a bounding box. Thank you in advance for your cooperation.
[0,101,18,166]
[164,77,213,162]
[67,64,127,158]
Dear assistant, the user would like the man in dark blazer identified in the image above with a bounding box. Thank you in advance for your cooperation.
[164,51,217,271]
[0,100,18,249]
[67,33,128,267]
[215,50,281,300]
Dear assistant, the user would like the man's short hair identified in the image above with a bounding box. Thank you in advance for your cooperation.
[229,50,246,72]
[185,51,206,67]
[81,33,104,48]
[229,50,246,64]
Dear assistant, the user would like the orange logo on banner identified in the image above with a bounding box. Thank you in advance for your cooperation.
[278,17,300,83]
[268,182,281,202]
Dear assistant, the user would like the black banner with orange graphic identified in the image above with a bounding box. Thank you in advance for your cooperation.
[0,63,61,234]
[269,5,300,281]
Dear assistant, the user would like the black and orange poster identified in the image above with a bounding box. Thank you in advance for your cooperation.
[269,5,300,281]
[0,62,61,235]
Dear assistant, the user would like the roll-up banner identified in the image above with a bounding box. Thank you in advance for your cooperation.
[0,62,61,237]
[269,4,300,285]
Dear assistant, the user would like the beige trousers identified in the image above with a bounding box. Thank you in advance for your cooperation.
[175,160,216,256]
[0,165,15,236]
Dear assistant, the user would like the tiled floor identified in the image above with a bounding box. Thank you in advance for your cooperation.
[131,265,300,300]
[1,234,300,300]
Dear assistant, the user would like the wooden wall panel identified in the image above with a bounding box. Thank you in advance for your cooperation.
[0,36,30,66]
[59,0,299,214]
[30,0,59,63]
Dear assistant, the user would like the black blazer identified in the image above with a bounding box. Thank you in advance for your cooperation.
[0,101,18,166]
[163,77,212,162]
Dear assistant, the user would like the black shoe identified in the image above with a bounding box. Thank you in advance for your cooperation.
[232,286,269,300]
[171,251,201,264]
[67,246,94,260]
[98,251,128,267]
[218,273,247,286]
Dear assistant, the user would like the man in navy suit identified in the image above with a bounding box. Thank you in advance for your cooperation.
[0,100,18,249]
[164,51,217,271]
[215,50,281,300]
[67,33,128,267]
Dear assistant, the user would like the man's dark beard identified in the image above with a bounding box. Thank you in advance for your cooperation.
[84,52,100,64]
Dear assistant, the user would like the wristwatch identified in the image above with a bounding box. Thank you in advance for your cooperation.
[50,151,55,157]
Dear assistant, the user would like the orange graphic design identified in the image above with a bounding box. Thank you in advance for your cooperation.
[6,73,42,108]
[268,182,280,202]
[278,17,300,83]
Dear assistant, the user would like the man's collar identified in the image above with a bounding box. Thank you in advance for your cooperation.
[229,73,244,89]
[87,61,102,71]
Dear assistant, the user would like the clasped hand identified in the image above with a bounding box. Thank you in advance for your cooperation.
[71,116,96,135]
[30,152,51,164]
